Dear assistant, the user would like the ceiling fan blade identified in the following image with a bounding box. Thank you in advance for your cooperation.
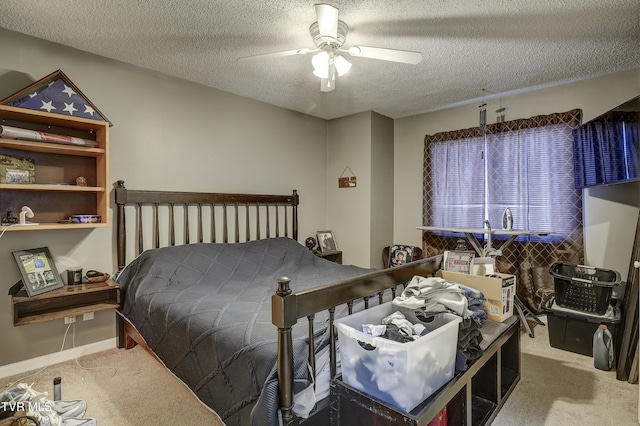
[347,46,423,64]
[315,3,339,40]
[238,48,313,62]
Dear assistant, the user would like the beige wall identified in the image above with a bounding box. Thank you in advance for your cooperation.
[327,112,372,266]
[0,28,329,366]
[394,68,640,280]
[326,111,394,268]
[370,112,394,268]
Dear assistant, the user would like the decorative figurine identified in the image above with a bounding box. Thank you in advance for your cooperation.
[305,236,317,251]
[75,176,87,186]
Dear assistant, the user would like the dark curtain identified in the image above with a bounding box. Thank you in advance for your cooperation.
[574,111,640,188]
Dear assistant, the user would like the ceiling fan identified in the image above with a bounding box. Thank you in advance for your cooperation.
[238,3,423,92]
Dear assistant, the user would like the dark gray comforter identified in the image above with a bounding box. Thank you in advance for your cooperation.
[117,237,371,425]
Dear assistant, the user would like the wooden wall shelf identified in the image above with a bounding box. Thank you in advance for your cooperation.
[0,104,109,230]
[12,280,120,326]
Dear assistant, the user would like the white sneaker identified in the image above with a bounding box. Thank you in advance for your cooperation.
[26,409,61,426]
[27,408,97,426]
[52,400,87,419]
[61,418,97,426]
[2,384,94,426]
[0,383,48,403]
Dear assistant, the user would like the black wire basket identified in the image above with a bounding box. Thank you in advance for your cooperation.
[549,262,621,315]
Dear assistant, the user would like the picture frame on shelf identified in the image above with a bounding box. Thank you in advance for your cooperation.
[443,250,475,274]
[12,247,64,297]
[388,245,414,268]
[317,230,338,252]
[0,154,35,184]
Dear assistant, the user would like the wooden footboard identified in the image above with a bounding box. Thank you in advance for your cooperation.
[272,254,443,424]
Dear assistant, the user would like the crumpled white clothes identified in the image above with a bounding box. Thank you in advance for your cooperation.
[362,323,388,337]
[381,311,415,336]
[0,383,96,426]
[392,275,471,319]
[292,342,340,419]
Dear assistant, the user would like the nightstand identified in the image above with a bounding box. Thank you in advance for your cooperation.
[315,250,343,264]
[11,279,120,326]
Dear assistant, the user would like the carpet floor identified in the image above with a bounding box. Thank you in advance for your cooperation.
[2,316,637,425]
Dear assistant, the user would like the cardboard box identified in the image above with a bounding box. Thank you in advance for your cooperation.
[440,270,516,322]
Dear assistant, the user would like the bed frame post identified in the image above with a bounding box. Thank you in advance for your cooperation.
[274,276,295,425]
[114,180,128,349]
[115,180,128,273]
[291,190,298,241]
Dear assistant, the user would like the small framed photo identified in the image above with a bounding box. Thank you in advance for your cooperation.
[443,250,476,274]
[12,247,64,297]
[388,245,414,268]
[317,230,338,252]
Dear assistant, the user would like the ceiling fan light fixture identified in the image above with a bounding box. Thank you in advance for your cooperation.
[312,51,330,78]
[334,54,351,76]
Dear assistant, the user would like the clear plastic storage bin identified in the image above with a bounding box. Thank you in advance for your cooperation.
[335,302,461,413]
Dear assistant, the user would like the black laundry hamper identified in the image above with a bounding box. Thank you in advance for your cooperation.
[549,262,621,315]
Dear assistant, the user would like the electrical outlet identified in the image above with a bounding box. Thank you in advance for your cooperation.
[83,312,94,321]
[64,316,76,324]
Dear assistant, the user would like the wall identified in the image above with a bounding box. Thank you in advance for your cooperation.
[394,68,640,280]
[370,112,394,268]
[326,111,394,268]
[327,112,372,267]
[0,28,329,367]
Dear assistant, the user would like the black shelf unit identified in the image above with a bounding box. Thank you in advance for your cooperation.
[330,316,521,425]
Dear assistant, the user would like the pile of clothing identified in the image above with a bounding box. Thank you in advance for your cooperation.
[351,310,454,411]
[0,383,96,426]
[361,311,430,344]
[392,275,488,371]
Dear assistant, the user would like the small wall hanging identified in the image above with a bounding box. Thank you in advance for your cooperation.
[338,166,357,188]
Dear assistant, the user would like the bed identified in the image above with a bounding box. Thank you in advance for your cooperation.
[113,181,445,425]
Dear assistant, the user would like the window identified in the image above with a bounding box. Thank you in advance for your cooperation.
[423,110,583,242]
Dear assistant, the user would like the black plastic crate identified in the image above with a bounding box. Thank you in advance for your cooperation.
[544,298,620,357]
[549,262,621,315]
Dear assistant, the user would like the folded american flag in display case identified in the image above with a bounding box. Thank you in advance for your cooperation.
[1,69,111,126]
[8,78,105,121]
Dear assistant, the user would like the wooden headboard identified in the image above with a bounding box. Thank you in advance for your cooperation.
[114,180,299,271]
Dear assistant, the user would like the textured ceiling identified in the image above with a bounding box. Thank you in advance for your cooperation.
[1,0,639,120]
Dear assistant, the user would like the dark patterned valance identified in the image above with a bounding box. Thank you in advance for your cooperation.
[424,108,582,143]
